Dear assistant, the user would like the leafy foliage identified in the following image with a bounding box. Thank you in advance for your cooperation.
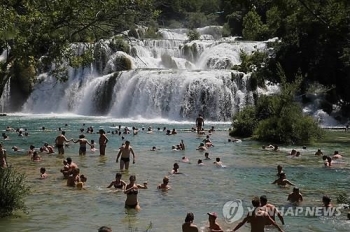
[187,29,200,41]
[231,65,324,144]
[0,0,157,96]
[0,168,30,217]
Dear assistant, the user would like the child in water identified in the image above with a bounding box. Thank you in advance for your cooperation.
[40,167,48,179]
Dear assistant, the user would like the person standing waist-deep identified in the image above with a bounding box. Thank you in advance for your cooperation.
[195,114,204,134]
[99,129,109,156]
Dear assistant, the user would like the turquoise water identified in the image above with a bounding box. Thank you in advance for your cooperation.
[0,114,350,232]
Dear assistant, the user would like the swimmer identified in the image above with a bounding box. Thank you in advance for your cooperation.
[206,212,223,232]
[150,146,157,151]
[322,195,333,208]
[60,160,70,178]
[157,176,171,191]
[196,143,207,151]
[203,135,213,147]
[40,167,48,179]
[232,197,284,232]
[197,159,204,166]
[98,129,109,156]
[116,140,136,171]
[77,174,87,190]
[182,212,199,232]
[204,152,211,160]
[107,172,126,190]
[289,149,297,156]
[287,187,303,204]
[67,168,80,187]
[124,175,148,211]
[12,146,20,152]
[2,133,9,140]
[55,131,73,155]
[332,151,342,159]
[260,195,285,225]
[73,134,92,155]
[170,163,182,174]
[272,173,295,186]
[181,157,190,163]
[322,155,332,167]
[213,157,224,167]
[276,165,283,176]
[32,151,41,161]
[315,149,323,156]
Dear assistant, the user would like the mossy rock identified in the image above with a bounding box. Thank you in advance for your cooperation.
[114,55,132,71]
[128,28,139,39]
[161,54,178,69]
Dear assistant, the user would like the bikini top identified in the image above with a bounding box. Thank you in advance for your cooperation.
[127,187,138,195]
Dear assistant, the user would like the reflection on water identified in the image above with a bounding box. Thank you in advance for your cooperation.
[0,116,349,231]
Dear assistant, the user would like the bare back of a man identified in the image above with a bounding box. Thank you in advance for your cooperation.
[247,210,271,232]
[182,222,199,232]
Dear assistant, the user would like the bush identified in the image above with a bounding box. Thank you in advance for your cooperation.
[231,65,325,144]
[109,38,130,53]
[0,167,30,217]
[230,106,257,137]
[187,29,200,41]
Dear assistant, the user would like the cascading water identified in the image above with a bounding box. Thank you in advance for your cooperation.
[20,26,271,121]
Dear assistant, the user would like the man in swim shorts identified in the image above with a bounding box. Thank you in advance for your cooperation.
[116,140,135,171]
[55,131,72,155]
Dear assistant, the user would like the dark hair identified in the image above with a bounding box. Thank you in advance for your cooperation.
[116,173,122,178]
[260,195,267,203]
[40,167,46,172]
[322,195,331,204]
[98,226,112,232]
[66,157,72,163]
[79,134,85,138]
[185,212,194,222]
[252,197,260,207]
[216,157,220,162]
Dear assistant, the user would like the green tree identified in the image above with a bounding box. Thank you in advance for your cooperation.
[242,9,268,40]
[231,65,324,144]
[0,0,157,98]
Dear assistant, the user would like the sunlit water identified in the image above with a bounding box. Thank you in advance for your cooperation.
[0,115,350,232]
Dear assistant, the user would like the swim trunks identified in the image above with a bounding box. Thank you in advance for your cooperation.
[121,157,130,163]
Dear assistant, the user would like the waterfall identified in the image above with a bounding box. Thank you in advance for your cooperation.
[19,26,271,121]
[1,78,11,113]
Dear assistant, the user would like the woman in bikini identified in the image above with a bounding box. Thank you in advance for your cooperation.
[124,175,147,211]
[73,134,92,155]
[107,172,126,190]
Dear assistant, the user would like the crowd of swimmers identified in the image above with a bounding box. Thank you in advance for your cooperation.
[1,114,349,232]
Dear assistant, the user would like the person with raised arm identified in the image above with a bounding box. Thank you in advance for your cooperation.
[232,197,284,232]
[55,131,72,155]
[124,175,147,211]
[72,134,92,155]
